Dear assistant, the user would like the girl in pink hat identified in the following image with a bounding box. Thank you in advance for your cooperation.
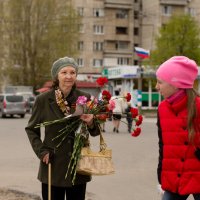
[156,56,200,200]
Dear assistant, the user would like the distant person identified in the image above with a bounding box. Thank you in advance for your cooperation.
[156,56,200,200]
[111,90,127,133]
[98,91,106,132]
[125,102,133,133]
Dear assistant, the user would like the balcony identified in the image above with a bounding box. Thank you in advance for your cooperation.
[104,0,132,9]
[160,0,188,5]
[103,40,132,56]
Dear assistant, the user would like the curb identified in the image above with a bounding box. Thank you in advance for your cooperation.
[0,188,41,200]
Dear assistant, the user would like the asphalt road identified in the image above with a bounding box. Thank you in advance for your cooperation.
[0,114,189,200]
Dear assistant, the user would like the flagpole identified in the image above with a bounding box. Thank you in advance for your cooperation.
[137,57,143,113]
[134,47,150,113]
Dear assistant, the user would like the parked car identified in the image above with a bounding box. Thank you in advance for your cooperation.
[0,93,26,118]
[25,95,35,113]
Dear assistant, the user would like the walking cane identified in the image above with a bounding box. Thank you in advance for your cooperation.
[48,161,51,200]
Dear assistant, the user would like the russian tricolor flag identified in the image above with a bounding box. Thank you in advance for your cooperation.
[134,47,150,59]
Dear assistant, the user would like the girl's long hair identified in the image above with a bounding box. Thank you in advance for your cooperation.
[187,88,200,142]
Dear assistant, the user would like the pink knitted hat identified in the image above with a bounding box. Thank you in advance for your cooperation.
[156,56,198,88]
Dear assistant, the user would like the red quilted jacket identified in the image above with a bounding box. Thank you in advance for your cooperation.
[157,95,200,195]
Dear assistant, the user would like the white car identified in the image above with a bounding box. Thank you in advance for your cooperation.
[0,93,26,118]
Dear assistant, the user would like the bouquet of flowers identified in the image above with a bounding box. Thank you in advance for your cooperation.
[36,77,143,184]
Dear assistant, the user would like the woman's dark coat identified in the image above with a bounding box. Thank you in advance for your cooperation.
[25,88,100,187]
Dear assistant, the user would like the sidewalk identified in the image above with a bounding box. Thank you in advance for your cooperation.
[1,115,194,200]
[0,116,159,200]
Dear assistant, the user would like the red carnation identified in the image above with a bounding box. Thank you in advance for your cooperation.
[136,115,143,126]
[126,93,131,102]
[96,77,108,87]
[130,107,138,118]
[131,127,141,137]
[102,90,111,101]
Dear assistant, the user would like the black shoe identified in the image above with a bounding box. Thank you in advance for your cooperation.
[116,129,119,133]
[113,127,116,132]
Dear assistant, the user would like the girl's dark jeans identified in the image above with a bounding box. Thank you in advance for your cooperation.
[162,191,200,200]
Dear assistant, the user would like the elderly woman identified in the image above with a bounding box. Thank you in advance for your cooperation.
[25,57,100,200]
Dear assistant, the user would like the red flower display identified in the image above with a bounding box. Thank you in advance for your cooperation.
[102,90,111,101]
[96,77,108,87]
[126,93,131,102]
[131,127,141,137]
[98,88,143,138]
[136,115,143,126]
[130,107,138,118]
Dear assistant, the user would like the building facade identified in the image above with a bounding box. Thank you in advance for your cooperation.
[142,0,200,50]
[1,0,200,107]
[69,0,139,80]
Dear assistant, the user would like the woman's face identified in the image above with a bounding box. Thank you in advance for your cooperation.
[57,66,77,89]
[155,78,178,99]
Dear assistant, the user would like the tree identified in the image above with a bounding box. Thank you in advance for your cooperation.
[0,1,5,90]
[3,0,80,89]
[150,14,200,66]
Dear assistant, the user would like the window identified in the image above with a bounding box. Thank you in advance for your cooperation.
[134,11,139,20]
[117,57,129,65]
[115,41,129,50]
[162,5,172,16]
[93,8,104,17]
[93,59,103,68]
[116,27,128,35]
[93,42,103,51]
[134,60,138,65]
[77,7,84,16]
[78,24,84,33]
[93,25,104,34]
[116,9,128,19]
[77,58,84,67]
[78,41,84,51]
[6,95,24,102]
[187,7,196,17]
[134,27,139,36]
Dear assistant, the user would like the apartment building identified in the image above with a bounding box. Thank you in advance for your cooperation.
[1,0,200,96]
[141,0,200,108]
[69,0,141,83]
[142,0,200,50]
[70,0,200,84]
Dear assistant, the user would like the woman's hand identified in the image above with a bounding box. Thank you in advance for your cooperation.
[42,153,50,164]
[42,151,54,164]
[80,114,94,127]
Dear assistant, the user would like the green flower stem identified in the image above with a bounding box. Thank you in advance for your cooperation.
[55,133,69,148]
[65,123,87,185]
[35,118,66,128]
[52,129,68,141]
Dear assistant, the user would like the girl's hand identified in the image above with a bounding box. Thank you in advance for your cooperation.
[80,114,94,127]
